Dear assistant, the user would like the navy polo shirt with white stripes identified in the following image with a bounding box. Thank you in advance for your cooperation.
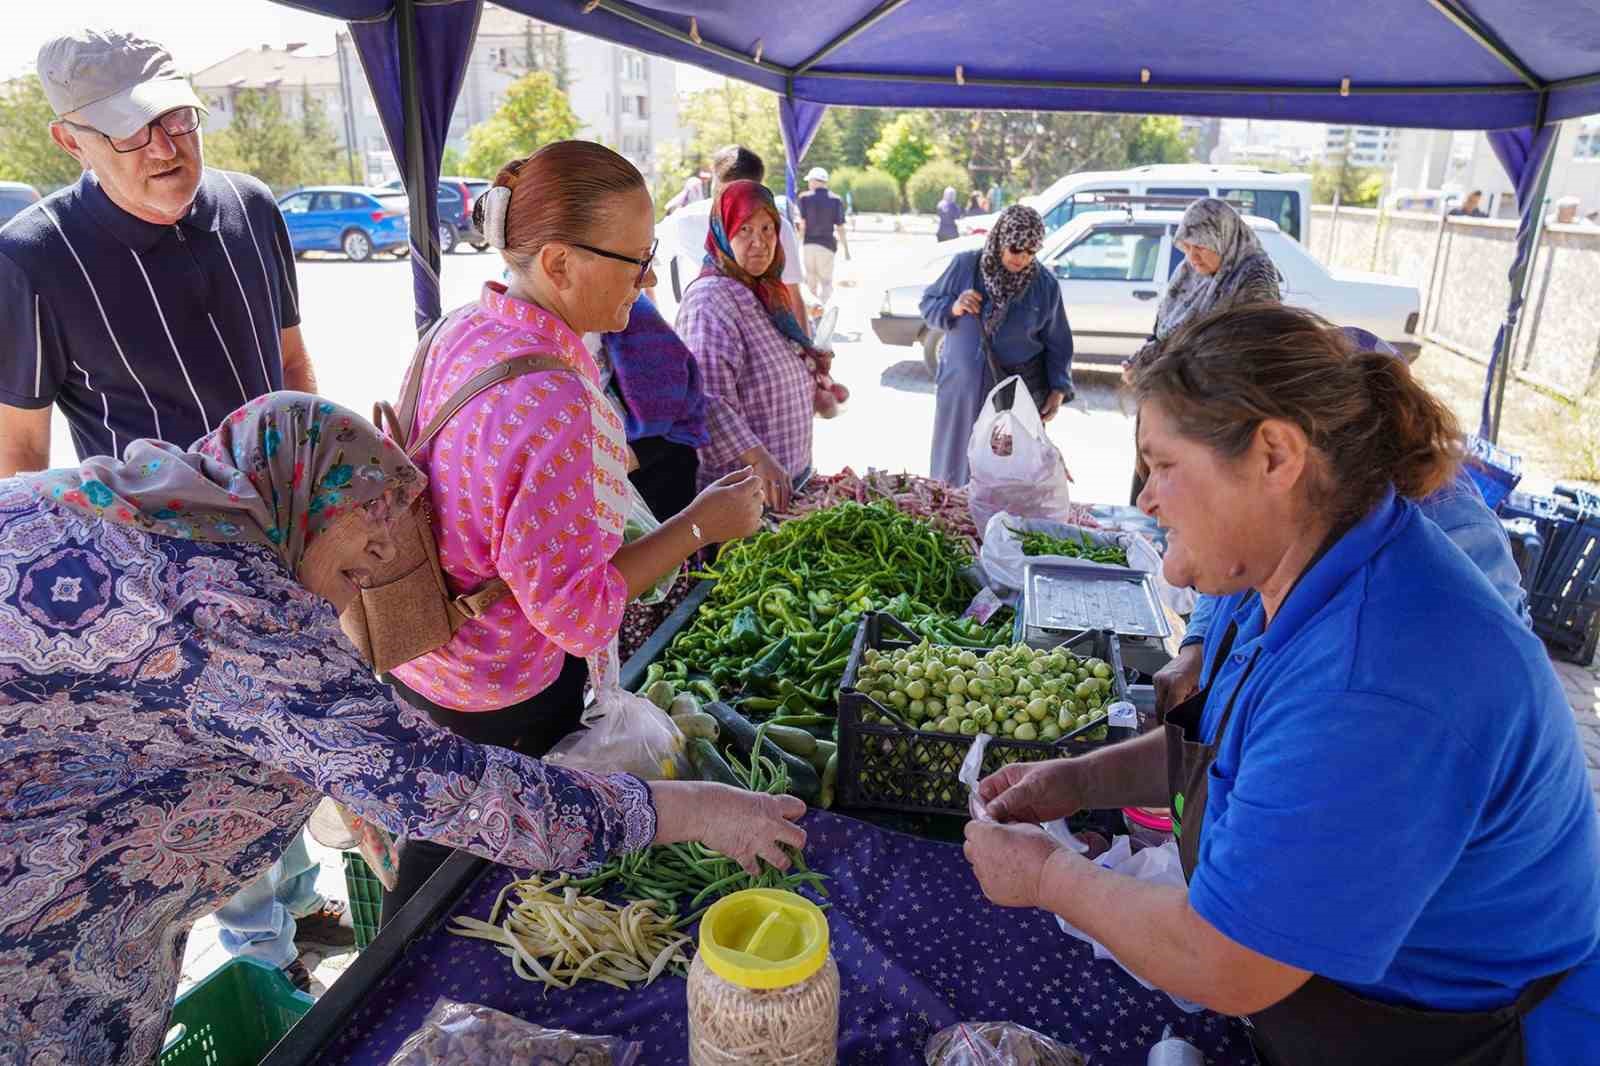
[0,168,300,459]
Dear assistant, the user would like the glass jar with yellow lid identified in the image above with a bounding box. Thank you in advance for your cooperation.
[687,888,839,1065]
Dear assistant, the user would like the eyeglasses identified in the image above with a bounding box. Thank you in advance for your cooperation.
[569,237,658,286]
[63,107,201,154]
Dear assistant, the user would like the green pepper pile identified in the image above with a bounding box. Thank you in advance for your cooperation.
[657,502,1011,717]
[573,841,828,927]
[1007,525,1129,566]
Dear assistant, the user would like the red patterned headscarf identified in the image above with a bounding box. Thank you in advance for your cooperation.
[699,180,818,357]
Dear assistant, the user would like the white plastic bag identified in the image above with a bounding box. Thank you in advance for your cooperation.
[1055,838,1203,1013]
[386,998,642,1065]
[966,375,1075,534]
[960,734,1088,853]
[623,482,674,607]
[544,637,690,780]
[979,511,1194,616]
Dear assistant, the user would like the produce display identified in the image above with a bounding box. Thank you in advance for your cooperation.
[1007,525,1130,567]
[852,642,1117,743]
[573,840,828,927]
[655,501,1012,722]
[449,876,691,991]
[778,468,988,548]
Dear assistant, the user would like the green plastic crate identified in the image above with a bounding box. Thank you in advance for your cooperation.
[342,850,382,949]
[160,957,314,1066]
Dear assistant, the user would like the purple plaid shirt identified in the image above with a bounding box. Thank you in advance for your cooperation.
[676,275,814,488]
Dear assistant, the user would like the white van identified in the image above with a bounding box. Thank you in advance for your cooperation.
[959,164,1314,244]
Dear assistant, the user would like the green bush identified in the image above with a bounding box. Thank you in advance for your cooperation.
[850,169,900,214]
[907,160,972,214]
[828,166,866,203]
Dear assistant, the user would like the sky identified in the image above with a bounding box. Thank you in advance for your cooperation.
[3,0,726,87]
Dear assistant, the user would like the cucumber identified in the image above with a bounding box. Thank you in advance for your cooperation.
[762,724,818,758]
[702,701,821,804]
[820,750,839,809]
[687,738,742,788]
[808,739,837,776]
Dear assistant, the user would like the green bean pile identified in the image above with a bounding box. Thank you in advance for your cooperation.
[1007,526,1129,566]
[660,502,1011,716]
[572,843,828,927]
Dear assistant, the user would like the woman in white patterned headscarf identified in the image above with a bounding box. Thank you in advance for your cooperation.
[1126,197,1281,501]
[921,204,1075,485]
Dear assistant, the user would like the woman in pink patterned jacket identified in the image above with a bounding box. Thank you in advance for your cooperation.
[384,142,767,920]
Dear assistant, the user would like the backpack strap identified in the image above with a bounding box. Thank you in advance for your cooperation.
[408,354,575,457]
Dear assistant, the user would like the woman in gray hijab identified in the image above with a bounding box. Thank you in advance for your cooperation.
[921,204,1074,485]
[1126,197,1281,500]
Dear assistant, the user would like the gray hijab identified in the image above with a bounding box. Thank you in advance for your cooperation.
[1153,198,1278,340]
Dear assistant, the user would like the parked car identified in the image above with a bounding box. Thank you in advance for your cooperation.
[277,187,411,262]
[0,181,40,226]
[960,164,1314,246]
[873,210,1421,375]
[383,176,493,253]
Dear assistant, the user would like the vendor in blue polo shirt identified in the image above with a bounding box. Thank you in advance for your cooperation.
[964,304,1600,1065]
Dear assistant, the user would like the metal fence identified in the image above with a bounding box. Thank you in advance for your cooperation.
[1308,205,1600,400]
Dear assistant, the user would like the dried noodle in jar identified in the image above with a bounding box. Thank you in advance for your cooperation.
[686,888,839,1065]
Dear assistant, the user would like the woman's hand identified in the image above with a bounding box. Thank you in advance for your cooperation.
[964,820,1076,909]
[740,445,792,513]
[649,781,808,876]
[977,757,1089,825]
[687,467,765,543]
[951,289,983,318]
[1040,389,1066,422]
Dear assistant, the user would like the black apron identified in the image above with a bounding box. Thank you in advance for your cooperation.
[1165,623,1569,1066]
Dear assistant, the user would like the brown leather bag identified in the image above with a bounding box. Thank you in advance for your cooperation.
[339,313,574,673]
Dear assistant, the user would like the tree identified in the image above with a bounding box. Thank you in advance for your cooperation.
[440,146,467,176]
[662,81,788,208]
[460,71,579,179]
[206,90,343,193]
[1312,156,1384,206]
[297,87,355,185]
[867,113,936,202]
[0,76,84,192]
[907,159,972,213]
[1126,116,1194,167]
[832,108,892,169]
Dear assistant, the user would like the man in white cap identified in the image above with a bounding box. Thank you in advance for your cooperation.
[796,165,849,305]
[0,28,337,990]
[1547,195,1596,228]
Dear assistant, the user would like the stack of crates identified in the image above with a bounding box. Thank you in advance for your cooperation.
[1500,487,1600,665]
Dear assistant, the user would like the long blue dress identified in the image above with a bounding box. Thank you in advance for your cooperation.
[921,250,1074,485]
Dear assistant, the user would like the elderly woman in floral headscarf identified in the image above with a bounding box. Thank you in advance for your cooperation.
[677,179,848,513]
[0,392,804,1066]
[921,203,1075,486]
[1124,197,1281,500]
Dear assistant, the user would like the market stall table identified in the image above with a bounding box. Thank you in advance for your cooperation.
[264,812,1251,1066]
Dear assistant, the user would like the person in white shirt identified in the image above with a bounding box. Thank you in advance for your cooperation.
[657,145,804,318]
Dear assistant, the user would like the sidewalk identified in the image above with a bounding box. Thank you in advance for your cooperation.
[1557,658,1600,810]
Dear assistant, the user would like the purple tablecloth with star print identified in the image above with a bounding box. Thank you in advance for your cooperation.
[318,812,1253,1065]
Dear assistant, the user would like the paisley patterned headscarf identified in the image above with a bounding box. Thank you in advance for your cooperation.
[21,392,424,571]
[700,179,823,360]
[978,204,1046,341]
[1153,197,1279,341]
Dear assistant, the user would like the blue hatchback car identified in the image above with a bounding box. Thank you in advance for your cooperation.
[277,186,411,262]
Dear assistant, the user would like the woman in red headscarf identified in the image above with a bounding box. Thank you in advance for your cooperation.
[675,180,847,513]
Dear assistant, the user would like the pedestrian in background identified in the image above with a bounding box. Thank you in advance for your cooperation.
[1449,189,1488,218]
[936,186,962,242]
[797,166,849,305]
[0,27,341,991]
[966,189,987,215]
[988,180,1005,212]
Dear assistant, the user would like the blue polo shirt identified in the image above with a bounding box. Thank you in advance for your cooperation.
[0,168,299,459]
[1193,489,1600,1060]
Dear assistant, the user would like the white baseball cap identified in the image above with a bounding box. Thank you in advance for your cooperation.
[37,29,206,141]
[805,167,830,183]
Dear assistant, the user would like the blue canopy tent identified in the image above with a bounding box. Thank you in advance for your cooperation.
[277,0,1600,442]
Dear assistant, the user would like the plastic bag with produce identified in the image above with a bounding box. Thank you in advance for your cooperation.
[544,637,691,781]
[979,511,1193,616]
[966,375,1076,534]
[925,1020,1086,1066]
[385,998,642,1066]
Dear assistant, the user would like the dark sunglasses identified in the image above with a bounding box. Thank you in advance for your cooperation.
[1006,245,1037,256]
[569,237,658,286]
[63,107,201,154]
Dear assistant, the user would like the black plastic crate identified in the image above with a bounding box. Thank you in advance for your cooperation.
[1529,509,1600,665]
[837,613,1136,816]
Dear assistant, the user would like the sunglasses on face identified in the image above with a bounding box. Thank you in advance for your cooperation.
[64,106,201,154]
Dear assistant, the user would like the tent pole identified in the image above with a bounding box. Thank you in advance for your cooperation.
[394,0,438,332]
[1425,0,1542,88]
[792,0,911,77]
[1487,127,1556,443]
